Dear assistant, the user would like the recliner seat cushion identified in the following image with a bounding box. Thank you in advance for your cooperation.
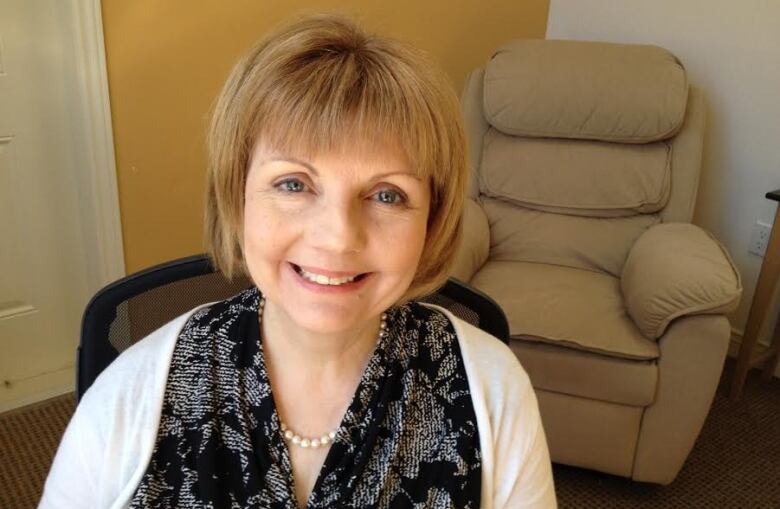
[470,260,660,360]
[510,339,657,407]
[484,39,688,143]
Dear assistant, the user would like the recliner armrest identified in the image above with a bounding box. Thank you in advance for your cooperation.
[450,198,490,283]
[621,223,742,339]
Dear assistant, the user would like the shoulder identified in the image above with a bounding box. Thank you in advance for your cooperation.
[79,286,261,431]
[415,302,538,442]
[418,303,557,508]
[78,304,208,433]
[416,302,532,396]
[88,286,258,399]
[40,303,214,508]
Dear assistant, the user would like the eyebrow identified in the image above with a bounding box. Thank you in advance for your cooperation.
[263,156,423,181]
[265,156,319,175]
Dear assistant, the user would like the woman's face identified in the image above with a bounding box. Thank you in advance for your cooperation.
[243,140,430,334]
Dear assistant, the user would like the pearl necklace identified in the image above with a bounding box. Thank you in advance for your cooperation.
[258,296,389,449]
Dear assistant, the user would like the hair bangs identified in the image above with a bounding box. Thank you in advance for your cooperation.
[249,46,438,183]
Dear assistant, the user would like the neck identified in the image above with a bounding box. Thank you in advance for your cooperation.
[259,298,383,381]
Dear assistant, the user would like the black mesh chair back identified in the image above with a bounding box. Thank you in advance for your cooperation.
[77,254,509,401]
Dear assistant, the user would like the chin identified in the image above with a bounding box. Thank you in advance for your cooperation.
[284,304,374,335]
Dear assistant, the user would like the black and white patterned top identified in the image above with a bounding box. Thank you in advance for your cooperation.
[129,287,481,508]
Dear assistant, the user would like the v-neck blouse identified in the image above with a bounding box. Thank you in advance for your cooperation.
[129,287,482,508]
[39,289,557,509]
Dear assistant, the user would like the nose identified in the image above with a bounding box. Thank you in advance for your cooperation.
[308,197,367,254]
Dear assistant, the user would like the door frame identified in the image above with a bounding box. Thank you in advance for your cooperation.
[71,0,125,288]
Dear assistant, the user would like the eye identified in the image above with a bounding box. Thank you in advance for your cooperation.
[275,178,307,193]
[374,188,407,206]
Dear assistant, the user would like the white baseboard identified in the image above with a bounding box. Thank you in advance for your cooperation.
[0,365,75,414]
[0,383,74,414]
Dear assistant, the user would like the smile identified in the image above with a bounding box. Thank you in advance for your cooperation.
[291,263,368,286]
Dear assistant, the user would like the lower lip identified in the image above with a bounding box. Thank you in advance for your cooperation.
[287,262,372,294]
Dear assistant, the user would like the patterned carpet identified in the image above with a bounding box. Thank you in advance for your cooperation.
[1,359,778,508]
[0,392,76,509]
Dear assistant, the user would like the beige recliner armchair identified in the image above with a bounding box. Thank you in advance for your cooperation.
[452,40,743,484]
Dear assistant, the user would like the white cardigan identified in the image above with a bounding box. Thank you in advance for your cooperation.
[39,304,557,508]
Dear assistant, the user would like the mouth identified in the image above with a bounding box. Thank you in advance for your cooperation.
[289,262,370,286]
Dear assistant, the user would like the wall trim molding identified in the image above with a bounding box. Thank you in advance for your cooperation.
[0,368,74,414]
[71,0,125,288]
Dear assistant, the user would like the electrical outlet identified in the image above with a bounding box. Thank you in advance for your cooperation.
[749,221,772,257]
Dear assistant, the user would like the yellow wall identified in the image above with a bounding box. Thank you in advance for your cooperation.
[101,1,550,273]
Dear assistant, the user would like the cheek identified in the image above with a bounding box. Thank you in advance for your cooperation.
[376,215,428,275]
[243,202,265,246]
[243,201,290,264]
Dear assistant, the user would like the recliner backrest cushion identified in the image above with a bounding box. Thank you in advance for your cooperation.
[480,129,671,217]
[484,39,688,143]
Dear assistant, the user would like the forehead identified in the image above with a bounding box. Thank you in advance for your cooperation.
[250,135,423,180]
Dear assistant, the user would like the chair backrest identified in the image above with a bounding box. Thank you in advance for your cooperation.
[77,254,510,401]
[461,39,706,279]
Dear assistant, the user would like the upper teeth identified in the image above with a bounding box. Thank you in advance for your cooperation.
[298,267,358,286]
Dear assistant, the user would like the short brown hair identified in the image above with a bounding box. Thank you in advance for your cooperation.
[205,14,467,304]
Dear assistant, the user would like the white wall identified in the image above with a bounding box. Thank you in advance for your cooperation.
[547,0,780,375]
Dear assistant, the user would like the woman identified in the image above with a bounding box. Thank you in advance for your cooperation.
[40,15,556,508]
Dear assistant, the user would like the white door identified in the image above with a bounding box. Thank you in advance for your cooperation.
[0,0,101,411]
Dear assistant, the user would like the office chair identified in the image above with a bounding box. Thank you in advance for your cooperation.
[77,254,510,401]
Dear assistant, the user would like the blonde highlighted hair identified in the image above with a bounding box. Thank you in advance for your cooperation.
[205,14,467,304]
